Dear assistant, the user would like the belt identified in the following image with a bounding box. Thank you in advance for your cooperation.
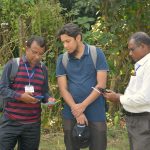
[123,110,150,116]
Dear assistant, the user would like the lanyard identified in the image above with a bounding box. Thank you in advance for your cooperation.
[24,63,35,85]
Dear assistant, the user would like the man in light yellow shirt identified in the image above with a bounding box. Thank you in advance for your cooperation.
[104,32,150,150]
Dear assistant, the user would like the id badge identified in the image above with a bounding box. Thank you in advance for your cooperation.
[25,85,34,92]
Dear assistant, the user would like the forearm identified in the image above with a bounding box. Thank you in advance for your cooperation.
[72,85,103,119]
[60,89,76,108]
[82,71,107,107]
[0,82,21,99]
[82,86,102,108]
[120,93,150,106]
[82,79,107,108]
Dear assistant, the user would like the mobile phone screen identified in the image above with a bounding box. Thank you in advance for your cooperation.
[45,101,55,105]
[34,95,44,100]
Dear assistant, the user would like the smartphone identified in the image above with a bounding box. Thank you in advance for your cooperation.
[98,88,110,93]
[34,95,44,100]
[44,101,55,105]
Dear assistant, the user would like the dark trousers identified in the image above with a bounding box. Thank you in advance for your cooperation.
[125,115,150,150]
[0,119,40,150]
[63,119,107,150]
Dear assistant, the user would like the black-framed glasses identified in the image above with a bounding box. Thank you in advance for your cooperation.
[128,46,140,52]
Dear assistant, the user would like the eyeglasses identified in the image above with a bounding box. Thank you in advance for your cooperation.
[128,46,140,52]
[30,48,44,57]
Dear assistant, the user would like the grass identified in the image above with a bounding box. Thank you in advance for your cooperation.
[107,127,129,150]
[2,112,129,150]
[39,127,129,150]
[10,122,129,150]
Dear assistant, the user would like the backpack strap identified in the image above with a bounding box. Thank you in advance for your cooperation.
[89,45,97,69]
[0,58,20,113]
[40,62,51,103]
[62,52,69,69]
[40,61,47,79]
[10,58,20,82]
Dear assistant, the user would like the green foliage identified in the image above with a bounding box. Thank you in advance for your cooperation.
[90,0,149,89]
[41,99,63,131]
[59,0,98,31]
[0,0,64,63]
[73,17,95,30]
[0,66,3,76]
[82,0,150,118]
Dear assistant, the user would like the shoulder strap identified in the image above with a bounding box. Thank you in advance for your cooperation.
[62,52,69,69]
[40,61,47,79]
[10,58,20,81]
[89,45,97,69]
[0,58,20,113]
[40,62,51,102]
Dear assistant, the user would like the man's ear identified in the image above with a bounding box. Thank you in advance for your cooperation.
[141,43,149,53]
[26,46,30,54]
[26,46,29,51]
[76,34,82,42]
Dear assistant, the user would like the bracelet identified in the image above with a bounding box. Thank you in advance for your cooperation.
[91,87,101,94]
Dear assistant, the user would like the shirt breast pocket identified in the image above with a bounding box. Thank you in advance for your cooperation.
[126,76,137,93]
[135,74,143,89]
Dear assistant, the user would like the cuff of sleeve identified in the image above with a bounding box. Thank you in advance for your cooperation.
[14,93,21,100]
[120,95,128,105]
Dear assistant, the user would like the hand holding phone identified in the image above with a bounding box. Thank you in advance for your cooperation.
[45,101,55,105]
[34,95,44,100]
[98,88,110,93]
[46,97,56,108]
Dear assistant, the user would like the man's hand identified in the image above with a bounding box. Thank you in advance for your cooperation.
[47,97,56,109]
[20,92,38,103]
[103,90,121,102]
[71,103,86,118]
[76,113,88,125]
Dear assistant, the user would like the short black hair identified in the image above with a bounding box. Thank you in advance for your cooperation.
[57,23,82,40]
[26,36,46,48]
[129,32,150,47]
